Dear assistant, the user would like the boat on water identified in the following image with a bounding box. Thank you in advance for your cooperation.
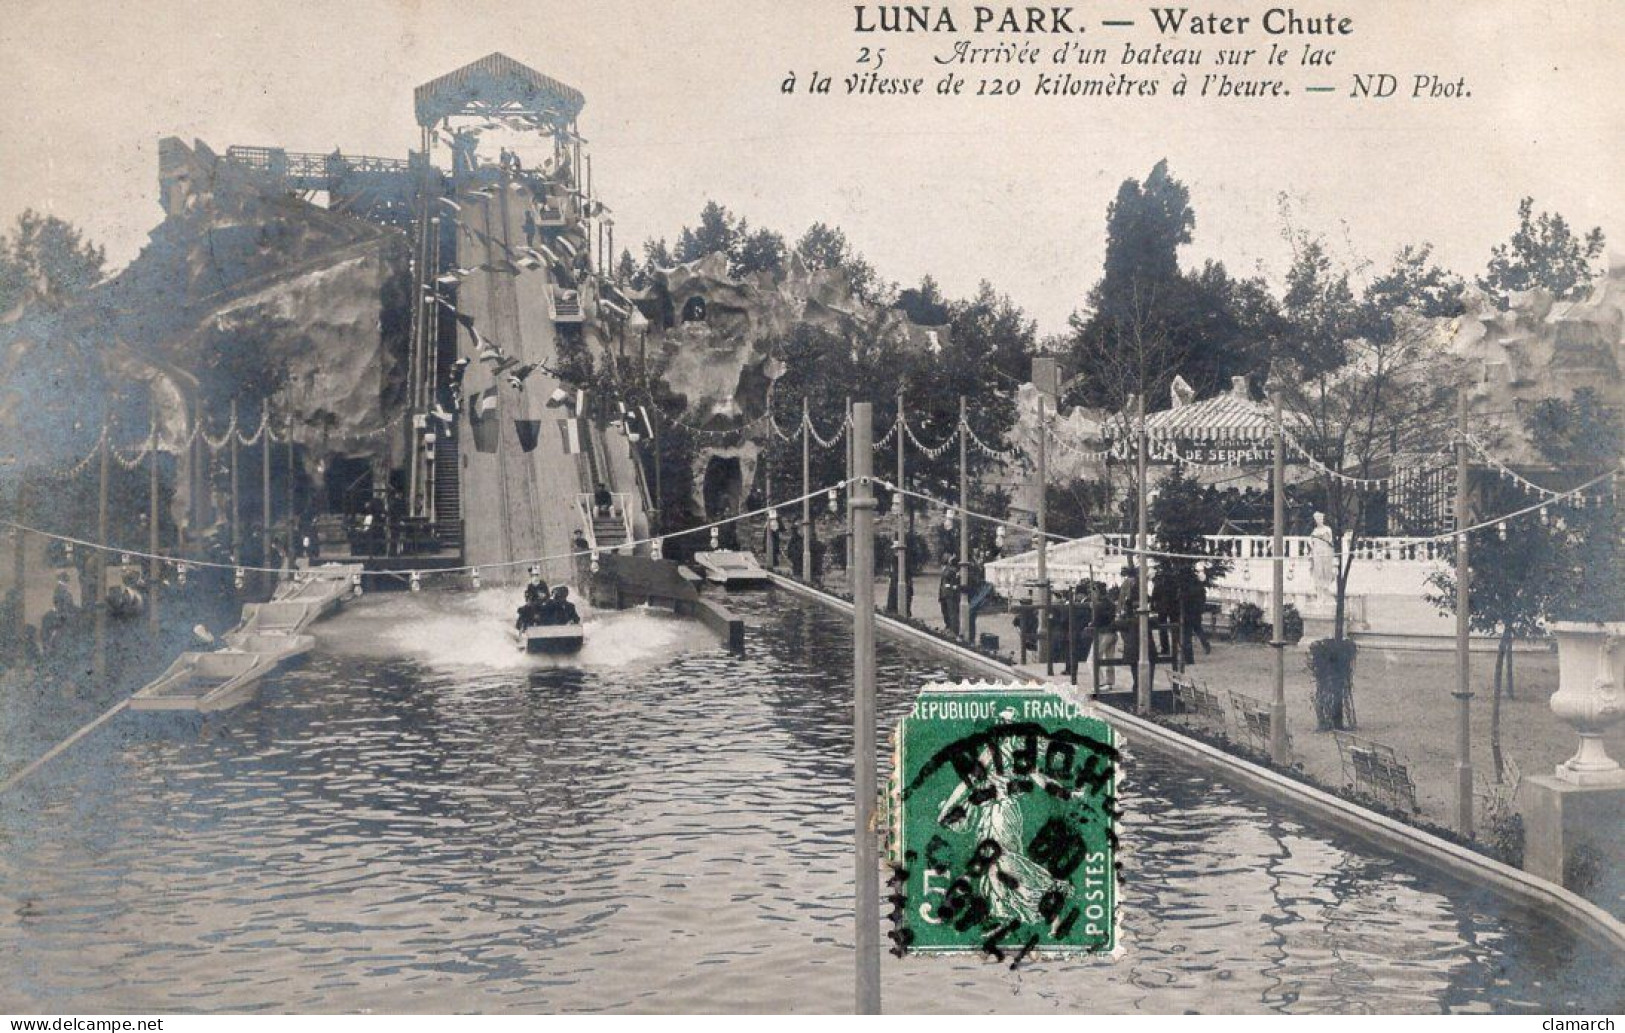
[129,563,360,713]
[511,623,586,655]
[691,550,770,588]
[130,640,311,712]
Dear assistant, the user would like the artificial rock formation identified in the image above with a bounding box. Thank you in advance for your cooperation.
[1450,257,1625,464]
[629,251,938,515]
[0,139,411,507]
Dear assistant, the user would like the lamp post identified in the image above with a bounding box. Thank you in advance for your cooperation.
[1453,389,1474,837]
[803,396,813,581]
[1136,393,1151,712]
[958,395,970,641]
[1037,394,1050,673]
[1270,390,1288,763]
[894,390,908,618]
[148,399,161,630]
[849,402,880,1015]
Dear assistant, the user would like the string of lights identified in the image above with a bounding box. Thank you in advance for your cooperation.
[0,480,858,584]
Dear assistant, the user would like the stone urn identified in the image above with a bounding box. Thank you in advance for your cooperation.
[1548,621,1625,786]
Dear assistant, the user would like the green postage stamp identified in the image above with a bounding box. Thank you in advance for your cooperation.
[888,683,1120,963]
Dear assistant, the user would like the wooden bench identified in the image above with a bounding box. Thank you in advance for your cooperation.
[1170,675,1226,727]
[1227,690,1291,756]
[1334,732,1420,813]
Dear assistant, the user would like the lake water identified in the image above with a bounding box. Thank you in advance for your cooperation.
[0,589,1617,1013]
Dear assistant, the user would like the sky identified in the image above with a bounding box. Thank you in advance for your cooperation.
[1,0,1621,334]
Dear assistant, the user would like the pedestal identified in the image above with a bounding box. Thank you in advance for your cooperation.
[1518,775,1625,891]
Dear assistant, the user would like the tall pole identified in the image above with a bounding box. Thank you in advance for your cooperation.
[1037,395,1051,672]
[957,395,970,641]
[229,398,240,567]
[653,411,664,518]
[1453,389,1474,837]
[849,401,880,1015]
[894,390,908,619]
[284,416,296,567]
[802,396,813,581]
[1270,392,1287,763]
[148,402,161,631]
[261,406,272,570]
[1136,394,1152,712]
[93,429,109,680]
[845,397,854,573]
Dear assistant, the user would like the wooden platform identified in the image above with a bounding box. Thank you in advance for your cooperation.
[592,555,745,655]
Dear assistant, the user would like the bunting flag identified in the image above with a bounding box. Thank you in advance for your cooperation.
[546,387,570,408]
[515,419,542,453]
[558,416,587,455]
[470,389,500,453]
[575,390,587,415]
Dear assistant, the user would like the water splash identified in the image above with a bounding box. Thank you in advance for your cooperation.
[313,590,710,671]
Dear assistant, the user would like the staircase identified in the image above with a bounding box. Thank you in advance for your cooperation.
[433,431,463,550]
[592,510,627,550]
[427,242,463,552]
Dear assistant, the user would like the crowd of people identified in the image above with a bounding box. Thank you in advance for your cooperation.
[1008,563,1213,692]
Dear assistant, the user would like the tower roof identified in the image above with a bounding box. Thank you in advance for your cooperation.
[414,52,585,128]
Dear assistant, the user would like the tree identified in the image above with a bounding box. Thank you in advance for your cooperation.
[1428,484,1564,780]
[615,248,638,285]
[1479,197,1605,307]
[1149,467,1233,627]
[1067,162,1280,406]
[794,222,885,303]
[1090,158,1192,326]
[674,201,741,264]
[1358,244,1466,341]
[0,209,107,313]
[1428,391,1623,781]
[1274,234,1466,642]
[1526,389,1624,625]
[895,275,950,326]
[732,225,787,278]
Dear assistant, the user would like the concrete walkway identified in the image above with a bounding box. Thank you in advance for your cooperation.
[775,560,1623,833]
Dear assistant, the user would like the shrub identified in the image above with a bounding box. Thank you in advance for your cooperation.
[1478,766,1526,867]
[1282,603,1305,644]
[1229,601,1267,643]
[1306,637,1357,731]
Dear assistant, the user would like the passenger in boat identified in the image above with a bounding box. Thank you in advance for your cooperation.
[549,585,580,625]
[517,569,551,630]
[524,568,549,606]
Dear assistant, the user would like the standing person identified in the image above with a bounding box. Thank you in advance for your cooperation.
[965,549,991,642]
[1151,569,1179,662]
[786,526,804,576]
[1091,581,1118,689]
[1183,577,1212,660]
[938,556,961,637]
[593,482,613,518]
[570,529,592,589]
[1117,565,1141,693]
